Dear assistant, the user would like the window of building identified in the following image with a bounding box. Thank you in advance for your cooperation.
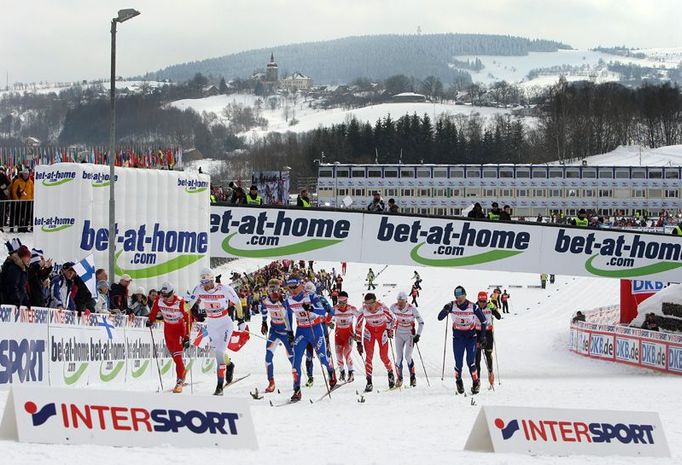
[499,168,514,178]
[598,169,613,179]
[648,169,662,179]
[336,168,349,178]
[516,168,530,178]
[533,189,546,197]
[337,188,348,196]
[632,189,645,198]
[599,189,612,198]
[517,189,528,197]
[384,168,398,178]
[351,188,365,196]
[665,169,680,179]
[567,189,579,197]
[615,169,629,179]
[532,168,547,178]
[419,208,430,215]
[631,168,646,179]
[368,169,382,178]
[466,169,481,178]
[665,189,679,198]
[401,169,414,178]
[433,169,447,178]
[583,189,596,197]
[450,168,464,178]
[501,189,513,197]
[319,169,333,178]
[484,188,496,197]
[434,188,446,196]
[402,189,414,196]
[483,169,497,178]
[549,169,563,178]
[419,188,430,196]
[417,169,431,178]
[317,188,332,195]
[565,168,580,179]
[648,189,662,198]
[351,168,366,178]
[550,189,562,197]
[452,208,462,216]
[385,188,398,196]
[435,208,447,216]
[582,168,596,178]
[450,188,463,197]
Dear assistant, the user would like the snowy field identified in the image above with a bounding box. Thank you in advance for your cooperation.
[2,258,680,464]
[168,94,513,138]
[549,144,682,166]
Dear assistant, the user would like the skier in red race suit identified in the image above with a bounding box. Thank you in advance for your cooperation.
[356,292,396,392]
[146,282,189,393]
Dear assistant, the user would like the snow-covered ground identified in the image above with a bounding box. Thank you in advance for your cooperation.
[549,144,682,166]
[169,94,513,138]
[2,258,680,464]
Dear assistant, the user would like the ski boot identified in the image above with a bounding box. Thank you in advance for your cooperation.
[488,372,495,386]
[290,389,302,402]
[364,376,373,392]
[339,369,346,382]
[328,370,337,389]
[225,361,235,384]
[305,376,314,387]
[213,381,224,396]
[388,371,396,389]
[172,379,184,393]
[472,379,481,395]
[395,374,403,388]
[456,378,465,394]
[348,370,355,383]
[264,379,276,393]
[410,373,417,387]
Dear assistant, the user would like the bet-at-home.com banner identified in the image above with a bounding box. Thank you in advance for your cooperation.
[210,206,682,282]
[33,163,210,294]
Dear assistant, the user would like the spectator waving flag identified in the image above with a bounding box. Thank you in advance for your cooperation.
[73,254,97,296]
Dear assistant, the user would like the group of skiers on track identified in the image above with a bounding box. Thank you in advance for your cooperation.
[149,264,501,401]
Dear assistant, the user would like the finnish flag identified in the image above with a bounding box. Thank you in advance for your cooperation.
[73,254,97,296]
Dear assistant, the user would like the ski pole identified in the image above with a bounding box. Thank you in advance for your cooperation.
[149,325,164,392]
[492,325,501,385]
[482,338,494,391]
[388,333,401,390]
[415,342,431,387]
[440,317,448,381]
[305,308,332,400]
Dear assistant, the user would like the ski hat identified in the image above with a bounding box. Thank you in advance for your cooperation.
[454,286,466,298]
[477,291,488,302]
[285,277,301,287]
[134,286,146,296]
[160,282,174,297]
[5,238,23,254]
[397,291,408,301]
[304,281,317,293]
[30,248,44,265]
[97,280,109,291]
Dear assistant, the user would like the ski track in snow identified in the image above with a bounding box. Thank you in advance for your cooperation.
[1,260,680,464]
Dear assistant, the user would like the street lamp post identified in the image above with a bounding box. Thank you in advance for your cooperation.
[109,8,140,283]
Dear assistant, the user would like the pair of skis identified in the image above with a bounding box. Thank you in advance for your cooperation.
[264,381,348,407]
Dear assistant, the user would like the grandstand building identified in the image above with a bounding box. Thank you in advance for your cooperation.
[316,163,682,217]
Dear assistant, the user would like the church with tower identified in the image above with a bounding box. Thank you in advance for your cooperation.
[256,53,312,92]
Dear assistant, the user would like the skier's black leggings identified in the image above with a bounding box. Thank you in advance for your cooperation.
[475,330,494,374]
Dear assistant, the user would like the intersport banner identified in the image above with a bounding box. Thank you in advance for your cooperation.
[210,206,682,282]
[33,163,210,294]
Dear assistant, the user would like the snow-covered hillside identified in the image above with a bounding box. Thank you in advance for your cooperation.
[550,144,682,166]
[2,259,680,465]
[169,94,513,138]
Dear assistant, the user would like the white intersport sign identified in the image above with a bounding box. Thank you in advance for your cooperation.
[210,206,682,282]
[464,405,670,457]
[33,163,210,295]
[0,385,258,449]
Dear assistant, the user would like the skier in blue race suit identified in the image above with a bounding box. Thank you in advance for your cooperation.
[285,277,337,402]
[438,285,487,395]
[260,279,295,394]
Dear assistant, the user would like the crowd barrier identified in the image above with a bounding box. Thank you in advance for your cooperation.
[0,305,215,389]
[569,307,682,375]
[0,199,33,232]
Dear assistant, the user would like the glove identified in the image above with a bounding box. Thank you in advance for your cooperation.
[356,341,364,356]
[413,334,420,344]
[145,319,153,328]
[182,336,190,349]
[287,331,295,346]
[261,321,268,336]
[328,320,335,330]
[387,329,394,339]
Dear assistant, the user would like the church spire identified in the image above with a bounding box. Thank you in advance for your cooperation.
[270,52,274,63]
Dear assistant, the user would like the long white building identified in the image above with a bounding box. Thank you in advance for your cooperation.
[316,163,682,218]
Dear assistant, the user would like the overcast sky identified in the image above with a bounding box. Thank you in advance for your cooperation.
[2,0,681,83]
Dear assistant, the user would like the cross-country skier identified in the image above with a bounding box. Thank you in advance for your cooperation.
[286,276,337,402]
[146,282,189,393]
[391,291,424,387]
[356,292,395,392]
[437,286,487,395]
[302,280,335,386]
[474,291,501,386]
[260,279,295,393]
[191,268,243,396]
[332,291,359,382]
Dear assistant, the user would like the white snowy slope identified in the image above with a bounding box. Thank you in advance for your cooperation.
[1,260,680,465]
[548,144,682,167]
